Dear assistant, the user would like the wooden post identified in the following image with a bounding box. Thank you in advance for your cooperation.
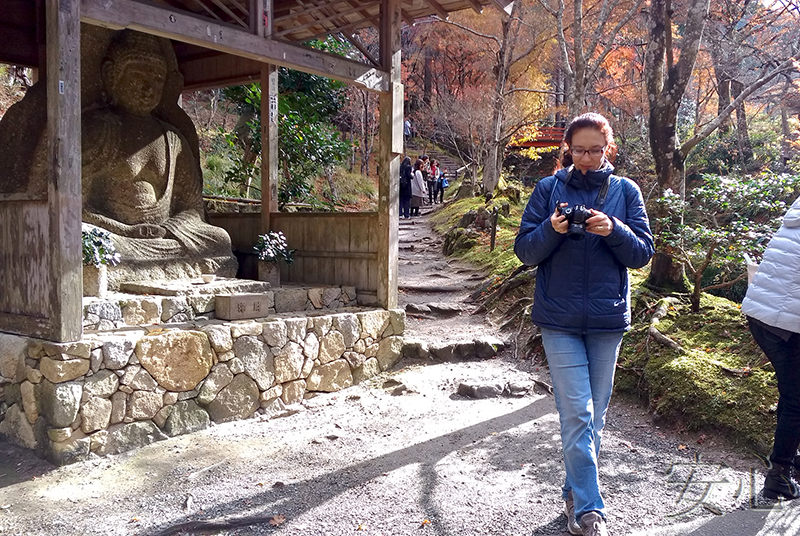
[46,0,82,342]
[258,0,279,233]
[376,0,402,309]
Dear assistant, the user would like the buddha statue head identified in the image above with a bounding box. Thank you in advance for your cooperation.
[101,30,168,116]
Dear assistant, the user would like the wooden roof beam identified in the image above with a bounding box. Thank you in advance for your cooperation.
[491,0,513,15]
[205,0,249,26]
[273,0,358,23]
[424,0,449,19]
[81,0,390,92]
[343,30,380,67]
[188,0,225,21]
[272,1,370,38]
[464,0,483,14]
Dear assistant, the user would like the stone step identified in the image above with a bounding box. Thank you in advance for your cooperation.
[82,282,361,331]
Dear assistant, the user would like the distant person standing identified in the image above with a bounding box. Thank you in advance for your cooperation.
[404,119,412,143]
[742,193,800,501]
[410,159,427,217]
[399,156,413,219]
[436,167,448,203]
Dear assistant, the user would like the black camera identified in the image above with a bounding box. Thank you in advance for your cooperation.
[557,203,593,240]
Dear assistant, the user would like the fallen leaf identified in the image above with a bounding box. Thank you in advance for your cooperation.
[678,444,687,450]
[420,519,431,527]
[128,518,139,523]
[697,434,707,444]
[357,523,366,530]
[269,514,286,526]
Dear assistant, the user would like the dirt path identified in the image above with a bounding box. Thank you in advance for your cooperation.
[0,205,797,536]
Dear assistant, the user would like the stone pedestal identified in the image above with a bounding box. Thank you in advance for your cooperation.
[83,264,108,298]
[258,261,281,288]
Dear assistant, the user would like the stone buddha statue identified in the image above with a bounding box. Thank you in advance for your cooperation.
[80,30,237,287]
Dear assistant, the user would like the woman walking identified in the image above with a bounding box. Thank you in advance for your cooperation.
[410,159,427,218]
[741,194,800,501]
[514,113,654,536]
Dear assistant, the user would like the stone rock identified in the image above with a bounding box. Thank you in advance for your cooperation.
[153,406,171,428]
[101,421,168,456]
[352,358,381,384]
[343,351,366,369]
[161,297,193,322]
[187,295,216,315]
[457,382,504,399]
[102,338,135,370]
[308,288,323,308]
[26,367,43,384]
[119,385,134,394]
[260,384,283,402]
[230,322,262,338]
[129,391,163,420]
[20,380,38,424]
[474,336,506,359]
[200,325,233,353]
[177,387,199,401]
[402,339,430,359]
[357,310,391,339]
[110,391,127,424]
[47,427,72,442]
[321,287,341,307]
[285,318,307,343]
[163,392,179,405]
[313,316,332,338]
[260,320,288,348]
[81,397,112,433]
[381,324,395,337]
[364,343,379,358]
[318,331,346,365]
[136,331,213,392]
[0,404,37,449]
[42,341,92,360]
[89,348,103,373]
[281,379,306,405]
[332,314,360,348]
[274,342,304,383]
[120,364,141,386]
[89,430,108,452]
[305,359,353,392]
[376,336,404,371]
[40,380,82,428]
[86,302,123,322]
[274,288,309,313]
[122,299,162,326]
[303,332,319,361]
[205,374,259,423]
[428,341,458,361]
[164,400,210,436]
[197,363,234,405]
[301,357,315,379]
[129,368,159,391]
[39,356,89,384]
[217,350,235,362]
[227,357,245,375]
[389,309,405,336]
[46,433,91,466]
[261,397,286,416]
[353,339,367,354]
[233,336,275,390]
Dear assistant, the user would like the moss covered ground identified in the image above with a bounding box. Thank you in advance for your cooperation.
[431,184,779,454]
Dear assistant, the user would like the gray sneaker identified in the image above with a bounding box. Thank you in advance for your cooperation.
[579,511,608,536]
[564,491,581,535]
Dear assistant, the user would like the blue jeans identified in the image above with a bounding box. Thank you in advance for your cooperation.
[540,328,624,523]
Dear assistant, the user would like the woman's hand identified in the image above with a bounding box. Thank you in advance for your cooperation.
[550,203,569,234]
[586,209,614,237]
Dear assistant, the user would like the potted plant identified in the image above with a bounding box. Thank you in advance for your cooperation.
[82,227,120,298]
[254,231,295,287]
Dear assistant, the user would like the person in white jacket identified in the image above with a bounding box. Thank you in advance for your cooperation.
[742,193,800,500]
[410,159,428,217]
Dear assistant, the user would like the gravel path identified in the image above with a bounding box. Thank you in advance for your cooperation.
[0,205,795,536]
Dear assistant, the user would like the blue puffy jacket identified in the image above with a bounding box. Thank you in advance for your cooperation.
[514,162,654,333]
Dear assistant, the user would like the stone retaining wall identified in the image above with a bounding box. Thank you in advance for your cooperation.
[0,308,404,465]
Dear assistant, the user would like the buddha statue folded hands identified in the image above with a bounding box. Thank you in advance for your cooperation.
[81,30,237,288]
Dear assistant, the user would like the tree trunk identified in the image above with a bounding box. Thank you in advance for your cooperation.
[731,80,754,167]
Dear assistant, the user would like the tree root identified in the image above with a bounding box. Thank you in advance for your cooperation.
[647,326,683,351]
[473,265,536,314]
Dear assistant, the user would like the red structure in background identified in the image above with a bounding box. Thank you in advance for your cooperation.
[510,126,565,149]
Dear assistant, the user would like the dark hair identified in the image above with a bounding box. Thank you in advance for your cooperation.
[559,113,617,169]
[414,159,423,170]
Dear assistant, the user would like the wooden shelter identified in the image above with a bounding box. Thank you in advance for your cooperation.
[0,0,508,343]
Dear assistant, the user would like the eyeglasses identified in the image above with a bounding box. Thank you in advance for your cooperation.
[570,147,606,157]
